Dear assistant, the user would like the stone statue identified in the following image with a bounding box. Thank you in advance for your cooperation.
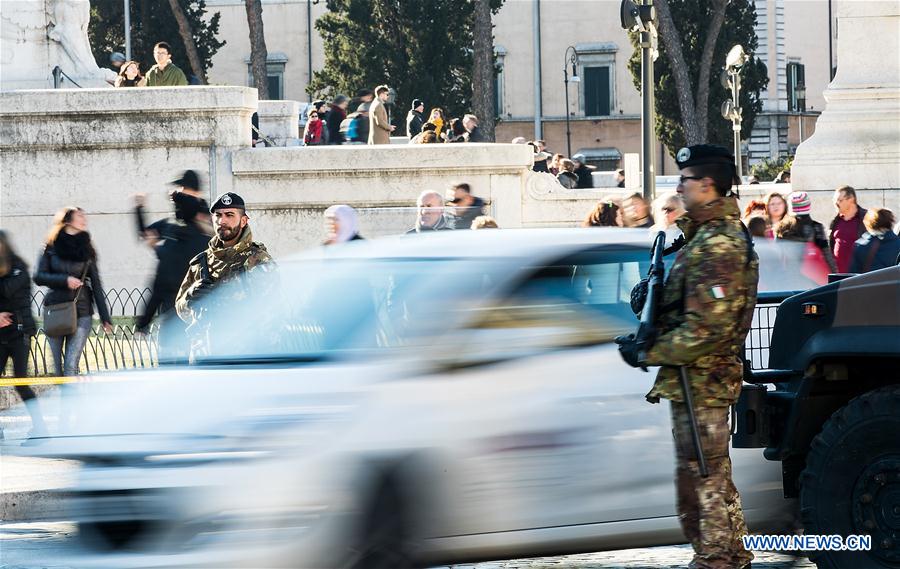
[0,0,111,90]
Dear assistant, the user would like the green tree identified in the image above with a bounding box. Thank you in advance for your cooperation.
[628,0,768,158]
[89,0,225,81]
[309,0,503,134]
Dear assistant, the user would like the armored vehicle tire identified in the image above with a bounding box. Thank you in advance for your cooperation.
[799,386,900,569]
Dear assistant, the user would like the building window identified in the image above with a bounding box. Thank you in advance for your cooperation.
[575,42,617,118]
[786,61,805,112]
[246,52,288,100]
[584,66,612,116]
[494,45,507,117]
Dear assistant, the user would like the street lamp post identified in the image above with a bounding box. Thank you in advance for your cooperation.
[563,46,580,157]
[620,0,657,202]
[721,45,749,181]
[124,0,131,61]
[796,84,806,144]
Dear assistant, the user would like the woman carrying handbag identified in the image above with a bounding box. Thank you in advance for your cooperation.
[34,207,113,380]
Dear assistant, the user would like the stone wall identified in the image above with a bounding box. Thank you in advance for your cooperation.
[0,87,535,290]
[0,86,257,289]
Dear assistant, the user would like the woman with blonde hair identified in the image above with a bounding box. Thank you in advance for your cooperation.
[33,207,113,380]
[426,108,447,141]
[650,192,685,245]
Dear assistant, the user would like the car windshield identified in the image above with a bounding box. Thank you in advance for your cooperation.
[187,257,508,363]
[182,249,649,364]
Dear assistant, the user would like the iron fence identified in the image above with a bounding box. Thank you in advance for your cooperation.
[9,287,789,377]
[30,287,153,318]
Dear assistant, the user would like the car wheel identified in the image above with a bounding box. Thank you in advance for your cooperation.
[347,475,417,569]
[800,386,900,569]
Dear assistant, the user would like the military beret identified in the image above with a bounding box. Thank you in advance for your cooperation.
[210,192,246,212]
[675,144,735,170]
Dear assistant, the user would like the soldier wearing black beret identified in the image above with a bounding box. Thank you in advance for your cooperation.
[175,192,274,359]
[618,144,759,569]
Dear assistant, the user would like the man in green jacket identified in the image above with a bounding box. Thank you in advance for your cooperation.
[145,42,188,87]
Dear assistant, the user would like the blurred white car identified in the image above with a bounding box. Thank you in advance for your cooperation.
[26,228,791,568]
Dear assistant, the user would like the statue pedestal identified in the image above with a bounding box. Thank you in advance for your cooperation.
[791,1,900,215]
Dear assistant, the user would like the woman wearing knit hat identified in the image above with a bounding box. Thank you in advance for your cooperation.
[775,191,837,283]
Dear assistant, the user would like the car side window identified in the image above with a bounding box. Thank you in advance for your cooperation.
[465,249,647,348]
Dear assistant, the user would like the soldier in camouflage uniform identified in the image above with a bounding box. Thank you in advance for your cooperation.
[176,192,274,359]
[618,145,759,569]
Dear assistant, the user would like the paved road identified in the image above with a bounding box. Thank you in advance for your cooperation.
[0,522,815,569]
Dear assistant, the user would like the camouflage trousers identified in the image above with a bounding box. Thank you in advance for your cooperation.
[671,402,753,569]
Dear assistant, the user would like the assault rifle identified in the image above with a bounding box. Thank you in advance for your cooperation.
[627,231,708,478]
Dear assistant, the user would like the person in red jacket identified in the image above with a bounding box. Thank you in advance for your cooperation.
[828,185,868,273]
[303,107,324,146]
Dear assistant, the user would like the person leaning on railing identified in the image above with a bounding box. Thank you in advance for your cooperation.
[0,230,48,438]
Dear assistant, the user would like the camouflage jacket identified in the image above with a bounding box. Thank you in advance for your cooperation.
[175,227,274,326]
[644,197,759,407]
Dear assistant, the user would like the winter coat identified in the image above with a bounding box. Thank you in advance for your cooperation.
[467,125,487,143]
[304,118,325,145]
[776,214,838,272]
[326,106,347,145]
[557,171,579,189]
[848,231,900,273]
[406,110,424,139]
[342,113,369,143]
[33,232,112,324]
[0,255,37,337]
[368,99,392,145]
[135,207,213,330]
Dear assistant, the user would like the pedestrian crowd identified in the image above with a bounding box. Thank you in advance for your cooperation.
[298,86,489,147]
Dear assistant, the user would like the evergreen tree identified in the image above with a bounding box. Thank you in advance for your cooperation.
[89,0,225,80]
[309,0,503,134]
[627,0,768,158]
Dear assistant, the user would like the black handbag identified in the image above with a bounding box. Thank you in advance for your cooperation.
[44,261,90,338]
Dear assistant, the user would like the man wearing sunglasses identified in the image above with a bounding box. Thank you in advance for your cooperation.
[617,144,759,569]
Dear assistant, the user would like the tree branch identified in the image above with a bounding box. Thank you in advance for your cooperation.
[654,0,701,145]
[167,0,206,83]
[695,0,729,141]
[472,0,496,141]
[245,0,269,100]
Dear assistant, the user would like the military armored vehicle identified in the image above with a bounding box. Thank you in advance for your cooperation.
[735,265,900,568]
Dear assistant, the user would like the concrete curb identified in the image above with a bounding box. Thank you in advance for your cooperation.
[1,489,70,522]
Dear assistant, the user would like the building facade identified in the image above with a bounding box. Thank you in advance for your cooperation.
[203,0,834,174]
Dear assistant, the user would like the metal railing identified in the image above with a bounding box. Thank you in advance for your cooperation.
[744,291,800,371]
[8,288,793,377]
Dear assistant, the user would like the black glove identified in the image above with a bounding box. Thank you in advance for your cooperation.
[189,279,215,302]
[615,333,647,369]
[630,279,648,317]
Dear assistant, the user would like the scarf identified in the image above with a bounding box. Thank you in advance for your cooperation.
[53,230,93,261]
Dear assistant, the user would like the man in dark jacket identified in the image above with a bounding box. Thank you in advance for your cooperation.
[135,170,213,362]
[572,154,596,188]
[828,185,868,273]
[446,182,486,229]
[463,114,487,142]
[325,95,349,145]
[407,99,425,140]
